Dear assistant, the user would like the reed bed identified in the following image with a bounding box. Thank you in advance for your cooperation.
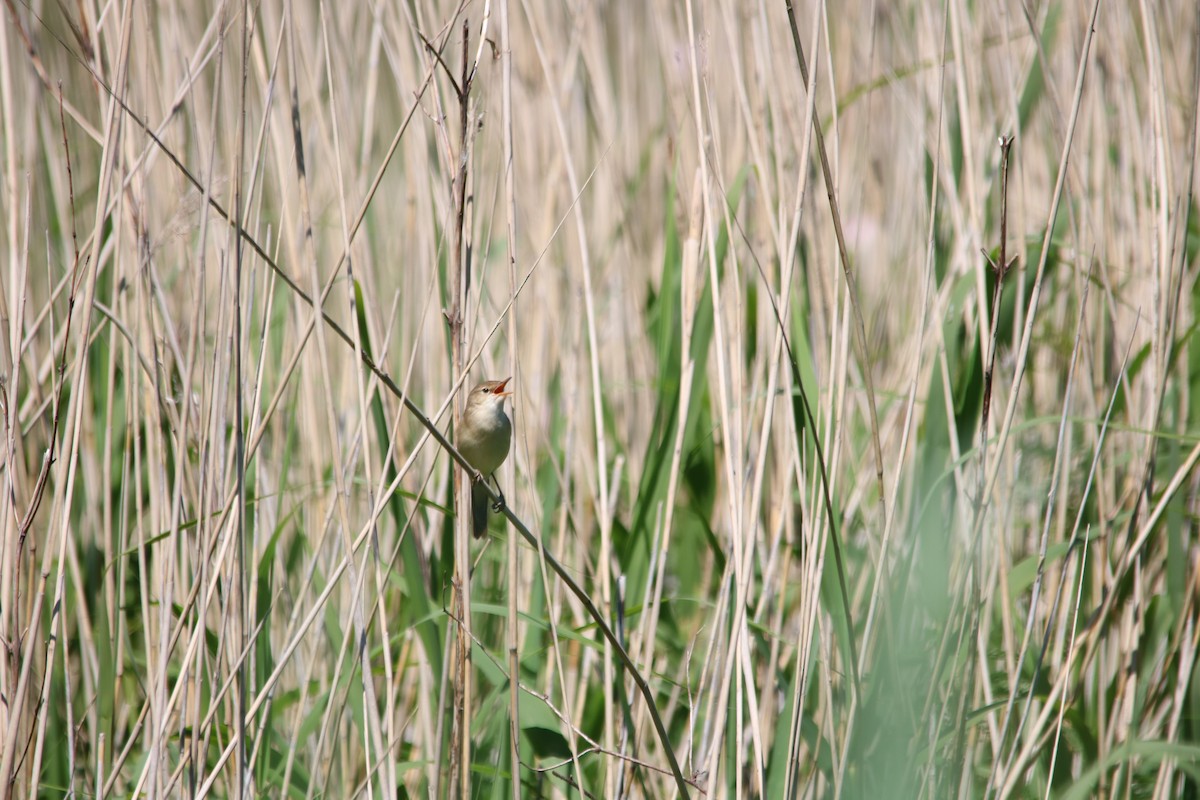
[1,0,1198,797]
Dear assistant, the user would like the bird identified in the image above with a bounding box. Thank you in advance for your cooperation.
[458,377,513,538]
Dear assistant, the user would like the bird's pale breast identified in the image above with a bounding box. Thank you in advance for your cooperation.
[459,402,512,475]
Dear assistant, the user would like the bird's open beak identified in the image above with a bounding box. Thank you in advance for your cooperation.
[495,377,513,396]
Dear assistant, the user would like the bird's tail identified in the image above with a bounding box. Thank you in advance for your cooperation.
[471,479,490,539]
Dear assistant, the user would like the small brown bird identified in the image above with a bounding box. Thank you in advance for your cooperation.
[458,377,513,538]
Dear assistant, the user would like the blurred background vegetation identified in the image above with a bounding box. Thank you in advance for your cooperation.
[1,0,1199,797]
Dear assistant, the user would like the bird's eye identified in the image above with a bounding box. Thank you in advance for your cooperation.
[483,387,491,394]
